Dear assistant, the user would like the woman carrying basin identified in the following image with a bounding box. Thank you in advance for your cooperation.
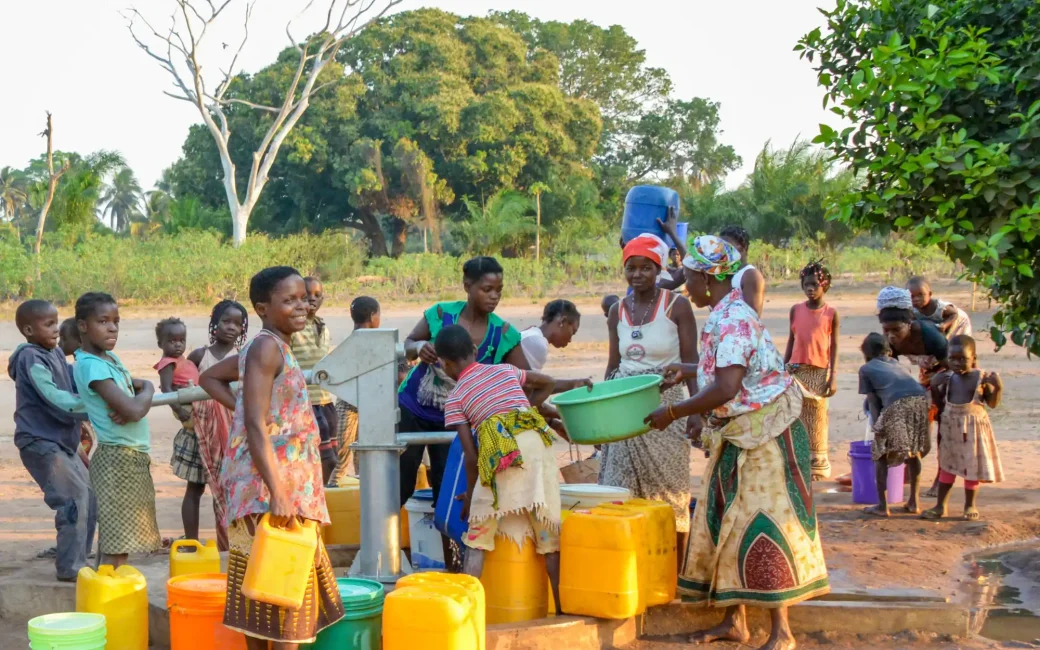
[645,235,828,650]
[600,233,699,555]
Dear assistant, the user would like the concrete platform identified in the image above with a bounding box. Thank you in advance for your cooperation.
[0,551,971,649]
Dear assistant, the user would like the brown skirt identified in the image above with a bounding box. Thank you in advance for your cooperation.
[224,515,344,643]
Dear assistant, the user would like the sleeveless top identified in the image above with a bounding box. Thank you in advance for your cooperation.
[617,290,682,374]
[790,302,836,368]
[398,301,521,427]
[222,330,329,524]
[732,264,757,297]
[198,347,222,373]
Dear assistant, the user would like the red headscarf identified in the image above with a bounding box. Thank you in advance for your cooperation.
[622,233,668,267]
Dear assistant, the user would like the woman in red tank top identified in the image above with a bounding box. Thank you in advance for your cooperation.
[784,260,840,480]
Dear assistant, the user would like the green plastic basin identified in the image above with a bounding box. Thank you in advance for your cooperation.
[553,375,662,444]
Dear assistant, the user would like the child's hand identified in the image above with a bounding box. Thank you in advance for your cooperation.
[548,418,571,442]
[132,378,154,395]
[456,490,472,522]
[269,490,294,525]
[109,410,129,426]
[825,375,839,398]
[984,371,1002,392]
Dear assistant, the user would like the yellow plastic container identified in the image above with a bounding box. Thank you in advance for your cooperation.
[242,514,319,609]
[76,565,148,650]
[324,481,361,546]
[481,536,548,624]
[170,539,221,578]
[560,510,641,619]
[597,499,677,606]
[384,583,479,650]
[547,510,573,616]
[416,464,431,490]
[397,573,485,650]
[590,507,649,613]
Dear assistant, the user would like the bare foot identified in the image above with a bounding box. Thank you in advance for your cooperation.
[921,506,946,520]
[689,618,751,645]
[862,504,889,518]
[923,483,939,498]
[758,629,797,650]
[964,507,981,521]
[903,499,920,514]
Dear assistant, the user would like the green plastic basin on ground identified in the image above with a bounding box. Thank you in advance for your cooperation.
[553,374,662,444]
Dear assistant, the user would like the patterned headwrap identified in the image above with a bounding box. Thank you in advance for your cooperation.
[876,286,913,312]
[682,235,742,280]
[622,233,669,268]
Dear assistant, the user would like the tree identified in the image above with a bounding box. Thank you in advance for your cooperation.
[167,8,602,255]
[800,0,1040,354]
[529,181,549,260]
[455,190,535,256]
[125,0,401,245]
[34,113,71,258]
[0,167,28,226]
[493,12,740,187]
[101,167,144,232]
[27,151,127,234]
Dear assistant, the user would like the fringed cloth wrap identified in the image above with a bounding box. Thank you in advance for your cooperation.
[468,413,561,551]
[474,409,555,509]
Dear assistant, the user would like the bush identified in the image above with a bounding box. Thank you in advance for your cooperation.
[0,230,962,307]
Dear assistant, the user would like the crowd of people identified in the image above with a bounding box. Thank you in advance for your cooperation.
[8,222,1004,650]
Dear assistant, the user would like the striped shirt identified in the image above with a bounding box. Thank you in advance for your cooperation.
[290,317,334,405]
[444,363,531,429]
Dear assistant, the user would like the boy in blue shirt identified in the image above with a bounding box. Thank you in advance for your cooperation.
[9,300,96,581]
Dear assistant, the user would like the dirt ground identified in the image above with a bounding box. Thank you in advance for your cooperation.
[1,280,1038,646]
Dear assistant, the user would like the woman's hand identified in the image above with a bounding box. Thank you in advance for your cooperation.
[416,341,439,365]
[657,205,679,238]
[644,406,674,431]
[661,363,696,389]
[685,414,704,445]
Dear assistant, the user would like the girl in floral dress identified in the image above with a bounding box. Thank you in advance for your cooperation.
[199,267,343,648]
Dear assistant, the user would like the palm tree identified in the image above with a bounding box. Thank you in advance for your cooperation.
[0,166,28,224]
[101,167,144,232]
[455,190,536,256]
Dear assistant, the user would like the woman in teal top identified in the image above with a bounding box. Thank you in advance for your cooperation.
[398,256,529,510]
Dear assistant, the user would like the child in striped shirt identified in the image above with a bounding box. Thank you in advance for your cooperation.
[436,324,591,614]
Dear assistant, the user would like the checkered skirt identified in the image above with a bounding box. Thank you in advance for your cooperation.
[171,427,207,485]
[90,444,162,555]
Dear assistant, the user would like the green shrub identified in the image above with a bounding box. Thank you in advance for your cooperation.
[0,231,962,307]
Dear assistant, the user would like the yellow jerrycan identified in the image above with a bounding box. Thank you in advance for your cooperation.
[597,499,677,606]
[76,564,148,650]
[242,514,319,609]
[170,539,221,578]
[560,509,641,619]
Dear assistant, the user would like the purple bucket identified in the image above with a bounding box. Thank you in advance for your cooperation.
[849,441,905,505]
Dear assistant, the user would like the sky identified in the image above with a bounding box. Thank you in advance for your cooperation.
[0,0,835,190]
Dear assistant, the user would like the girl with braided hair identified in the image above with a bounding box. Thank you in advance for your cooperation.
[188,299,248,550]
[784,260,840,480]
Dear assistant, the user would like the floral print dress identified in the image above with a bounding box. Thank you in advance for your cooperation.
[221,330,329,526]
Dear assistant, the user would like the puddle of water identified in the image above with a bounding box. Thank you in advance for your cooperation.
[965,542,1040,643]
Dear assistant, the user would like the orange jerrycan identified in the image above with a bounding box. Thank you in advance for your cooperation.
[398,573,485,650]
[170,539,221,578]
[168,574,247,650]
[384,583,479,650]
[560,509,641,619]
[76,564,148,650]
[598,499,677,605]
[481,536,548,624]
[324,479,361,546]
[242,514,319,608]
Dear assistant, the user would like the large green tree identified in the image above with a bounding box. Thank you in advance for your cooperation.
[492,11,740,193]
[169,8,602,256]
[800,0,1040,354]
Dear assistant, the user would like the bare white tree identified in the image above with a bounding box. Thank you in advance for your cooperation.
[124,0,402,245]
